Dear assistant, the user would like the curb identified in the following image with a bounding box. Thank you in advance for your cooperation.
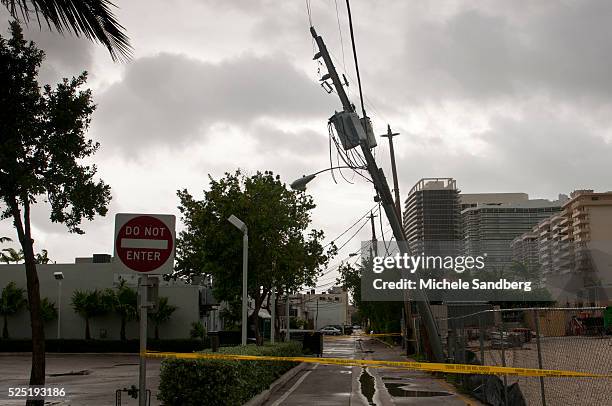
[243,362,307,406]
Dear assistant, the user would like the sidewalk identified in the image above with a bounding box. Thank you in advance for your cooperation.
[356,337,484,405]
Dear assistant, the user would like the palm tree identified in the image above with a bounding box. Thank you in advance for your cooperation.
[39,298,58,323]
[35,249,51,264]
[149,297,177,340]
[70,289,114,339]
[1,281,27,338]
[114,279,137,341]
[1,0,131,60]
[1,247,24,264]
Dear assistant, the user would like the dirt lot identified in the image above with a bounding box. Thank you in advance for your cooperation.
[472,336,612,406]
[0,353,162,405]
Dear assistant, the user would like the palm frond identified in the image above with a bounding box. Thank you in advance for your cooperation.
[2,0,132,61]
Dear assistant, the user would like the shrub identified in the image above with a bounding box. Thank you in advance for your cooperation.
[158,342,302,406]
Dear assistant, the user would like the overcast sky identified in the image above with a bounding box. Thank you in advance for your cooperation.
[2,1,611,290]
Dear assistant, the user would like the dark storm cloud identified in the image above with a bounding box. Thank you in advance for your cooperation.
[378,1,612,106]
[395,107,612,198]
[94,52,334,154]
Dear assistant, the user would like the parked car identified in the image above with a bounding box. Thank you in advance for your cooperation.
[320,326,342,335]
[343,325,354,335]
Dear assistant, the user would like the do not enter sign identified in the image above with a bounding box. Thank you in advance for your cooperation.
[114,214,176,274]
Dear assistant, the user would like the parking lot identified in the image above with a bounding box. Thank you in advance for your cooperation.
[0,354,162,405]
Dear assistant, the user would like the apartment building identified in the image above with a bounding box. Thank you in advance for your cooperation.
[514,190,612,304]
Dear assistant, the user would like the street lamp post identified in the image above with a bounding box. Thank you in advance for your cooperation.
[290,166,366,191]
[53,272,64,339]
[228,214,248,346]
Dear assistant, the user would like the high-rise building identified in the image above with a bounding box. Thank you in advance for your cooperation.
[403,178,461,255]
[462,198,566,270]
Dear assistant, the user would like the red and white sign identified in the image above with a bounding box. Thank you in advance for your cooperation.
[113,214,176,274]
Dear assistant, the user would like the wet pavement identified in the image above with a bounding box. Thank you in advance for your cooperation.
[263,335,482,406]
[0,353,161,405]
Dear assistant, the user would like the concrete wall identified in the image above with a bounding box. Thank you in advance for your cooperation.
[0,263,199,340]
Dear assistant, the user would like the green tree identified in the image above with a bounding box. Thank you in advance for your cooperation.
[2,0,131,60]
[34,249,50,264]
[114,279,137,341]
[0,281,27,338]
[0,23,111,388]
[149,297,177,340]
[39,298,57,323]
[176,170,335,344]
[189,321,205,340]
[70,289,114,339]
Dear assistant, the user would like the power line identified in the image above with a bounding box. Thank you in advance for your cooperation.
[345,0,366,120]
[324,203,378,248]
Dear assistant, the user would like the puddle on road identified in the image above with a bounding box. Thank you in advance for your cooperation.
[384,383,452,398]
[48,370,90,377]
[359,368,377,405]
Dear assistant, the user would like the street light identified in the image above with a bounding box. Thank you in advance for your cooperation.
[290,166,366,191]
[53,272,64,339]
[228,214,248,346]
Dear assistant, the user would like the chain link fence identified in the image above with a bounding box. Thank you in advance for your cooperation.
[439,306,611,406]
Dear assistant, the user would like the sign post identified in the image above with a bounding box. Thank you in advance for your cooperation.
[114,214,175,406]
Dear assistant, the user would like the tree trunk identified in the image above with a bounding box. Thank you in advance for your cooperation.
[2,314,8,339]
[249,288,269,346]
[85,318,91,340]
[120,317,126,341]
[11,198,45,406]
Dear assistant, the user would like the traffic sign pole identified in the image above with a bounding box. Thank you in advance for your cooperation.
[139,275,148,406]
[114,214,175,406]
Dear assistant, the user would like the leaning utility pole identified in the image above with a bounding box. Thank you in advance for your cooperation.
[310,26,444,362]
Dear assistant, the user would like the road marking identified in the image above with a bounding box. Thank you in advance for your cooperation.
[269,364,319,406]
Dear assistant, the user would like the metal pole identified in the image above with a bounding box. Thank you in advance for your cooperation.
[57,279,62,340]
[270,287,276,344]
[533,309,547,406]
[242,231,248,346]
[368,211,377,257]
[479,315,486,390]
[139,275,148,406]
[500,320,508,406]
[286,291,290,342]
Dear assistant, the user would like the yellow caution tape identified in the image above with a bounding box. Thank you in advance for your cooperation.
[143,351,612,378]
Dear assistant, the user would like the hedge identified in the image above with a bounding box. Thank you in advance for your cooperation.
[0,338,209,353]
[158,342,302,406]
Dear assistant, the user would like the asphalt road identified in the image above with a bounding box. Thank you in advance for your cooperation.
[263,335,478,406]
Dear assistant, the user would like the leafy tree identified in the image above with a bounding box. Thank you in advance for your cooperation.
[114,279,137,341]
[176,170,335,344]
[336,260,402,334]
[0,23,111,388]
[0,281,27,338]
[149,297,177,340]
[70,289,114,339]
[39,297,57,323]
[2,0,131,60]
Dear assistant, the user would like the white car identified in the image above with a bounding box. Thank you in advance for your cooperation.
[320,327,341,336]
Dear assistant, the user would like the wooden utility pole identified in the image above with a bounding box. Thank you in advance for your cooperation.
[381,125,401,223]
[368,211,378,258]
